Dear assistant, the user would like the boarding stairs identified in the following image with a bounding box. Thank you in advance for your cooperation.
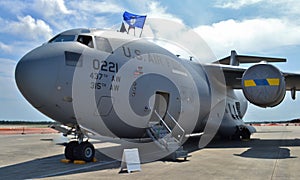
[146,110,188,160]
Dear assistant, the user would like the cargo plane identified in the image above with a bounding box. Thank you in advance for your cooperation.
[15,28,300,162]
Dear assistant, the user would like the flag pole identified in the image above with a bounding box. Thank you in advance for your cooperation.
[139,28,143,38]
[139,16,147,38]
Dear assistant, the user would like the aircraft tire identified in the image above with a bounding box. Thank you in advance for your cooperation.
[74,142,95,162]
[241,129,251,140]
[65,141,78,161]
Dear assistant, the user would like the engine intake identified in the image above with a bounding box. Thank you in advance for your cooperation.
[242,64,285,107]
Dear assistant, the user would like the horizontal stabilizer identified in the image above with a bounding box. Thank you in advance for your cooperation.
[216,50,286,66]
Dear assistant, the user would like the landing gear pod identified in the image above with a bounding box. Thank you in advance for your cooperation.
[242,64,286,107]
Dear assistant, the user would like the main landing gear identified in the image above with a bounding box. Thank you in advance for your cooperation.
[64,126,95,162]
[233,125,251,141]
[229,126,251,141]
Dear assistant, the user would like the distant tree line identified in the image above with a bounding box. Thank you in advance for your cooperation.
[245,119,300,124]
[0,120,54,125]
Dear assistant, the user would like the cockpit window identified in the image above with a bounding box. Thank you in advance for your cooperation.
[95,36,112,53]
[49,35,75,43]
[77,35,94,48]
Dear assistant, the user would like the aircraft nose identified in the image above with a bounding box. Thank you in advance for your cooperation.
[15,45,60,108]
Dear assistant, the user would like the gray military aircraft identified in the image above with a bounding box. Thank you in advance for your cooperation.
[15,28,300,162]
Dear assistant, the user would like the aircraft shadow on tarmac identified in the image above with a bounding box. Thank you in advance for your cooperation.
[0,139,190,179]
[233,147,296,159]
[184,137,300,159]
[0,144,121,180]
[1,137,300,179]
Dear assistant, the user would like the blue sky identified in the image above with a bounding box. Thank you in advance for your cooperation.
[1,0,300,122]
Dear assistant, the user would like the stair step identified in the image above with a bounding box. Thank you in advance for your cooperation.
[148,121,159,127]
[152,128,169,134]
[149,130,167,139]
[149,124,170,139]
[146,110,189,161]
[174,148,189,159]
[166,142,180,151]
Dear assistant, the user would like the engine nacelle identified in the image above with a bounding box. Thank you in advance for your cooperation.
[242,64,286,107]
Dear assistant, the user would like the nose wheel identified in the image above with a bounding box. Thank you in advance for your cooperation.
[65,141,95,162]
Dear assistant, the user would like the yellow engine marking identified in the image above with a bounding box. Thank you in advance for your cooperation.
[244,80,256,87]
[266,78,280,86]
[244,78,280,87]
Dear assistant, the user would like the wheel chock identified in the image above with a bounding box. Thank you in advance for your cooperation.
[60,159,71,163]
[73,160,86,164]
[61,158,96,164]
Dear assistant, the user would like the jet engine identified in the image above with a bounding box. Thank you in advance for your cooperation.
[241,64,285,107]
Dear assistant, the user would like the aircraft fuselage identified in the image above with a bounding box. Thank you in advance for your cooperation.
[15,29,252,142]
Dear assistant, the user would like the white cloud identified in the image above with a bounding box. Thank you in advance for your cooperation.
[215,0,264,9]
[0,42,12,53]
[0,58,17,101]
[215,0,300,19]
[91,16,111,28]
[195,18,300,57]
[0,58,16,79]
[69,0,123,14]
[34,0,125,31]
[275,0,300,17]
[1,15,53,41]
[68,0,123,29]
[0,1,27,15]
[146,1,183,23]
[0,0,73,33]
[34,0,73,17]
[142,17,216,63]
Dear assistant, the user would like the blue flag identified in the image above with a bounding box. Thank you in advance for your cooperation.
[123,11,146,29]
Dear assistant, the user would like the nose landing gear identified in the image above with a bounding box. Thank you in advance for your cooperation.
[65,141,95,162]
[64,125,95,162]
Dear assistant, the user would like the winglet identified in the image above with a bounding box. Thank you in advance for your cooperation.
[216,50,287,66]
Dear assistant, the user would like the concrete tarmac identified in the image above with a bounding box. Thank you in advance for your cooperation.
[0,126,300,180]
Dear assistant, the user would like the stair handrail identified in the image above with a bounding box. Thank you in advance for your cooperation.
[166,111,185,142]
[153,110,185,143]
[154,110,172,133]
